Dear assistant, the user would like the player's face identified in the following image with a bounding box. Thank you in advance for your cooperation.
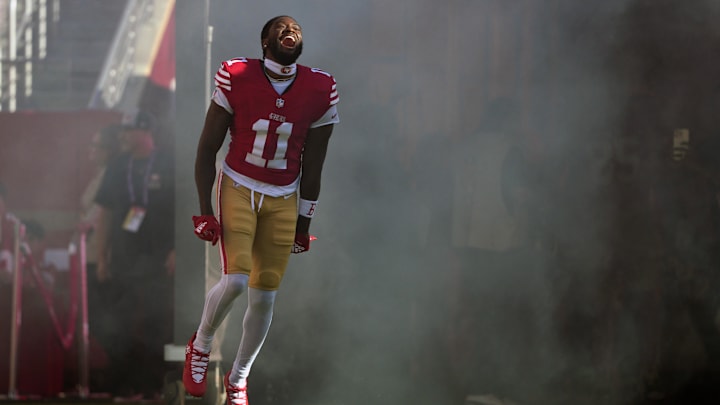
[264,17,303,66]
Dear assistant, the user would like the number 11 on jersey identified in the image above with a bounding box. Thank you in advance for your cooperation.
[246,118,293,169]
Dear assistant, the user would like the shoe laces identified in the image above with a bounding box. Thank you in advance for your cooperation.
[188,347,210,383]
[226,382,247,405]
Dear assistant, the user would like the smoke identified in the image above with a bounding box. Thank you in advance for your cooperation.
[198,1,720,404]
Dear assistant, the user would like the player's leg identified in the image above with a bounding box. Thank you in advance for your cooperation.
[184,176,256,397]
[227,192,296,387]
[196,177,257,348]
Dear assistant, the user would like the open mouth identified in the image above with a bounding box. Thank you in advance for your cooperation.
[280,35,296,48]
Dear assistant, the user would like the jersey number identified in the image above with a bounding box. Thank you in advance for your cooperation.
[246,119,293,169]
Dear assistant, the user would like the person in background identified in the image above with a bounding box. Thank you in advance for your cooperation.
[446,97,541,404]
[183,15,339,405]
[78,124,124,254]
[94,109,175,400]
[651,128,720,402]
[76,124,123,393]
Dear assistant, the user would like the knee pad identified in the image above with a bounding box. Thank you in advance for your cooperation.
[253,271,281,291]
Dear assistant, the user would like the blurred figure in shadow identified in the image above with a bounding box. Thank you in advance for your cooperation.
[445,97,545,404]
[593,86,668,403]
[94,110,175,400]
[76,124,123,393]
[651,127,720,403]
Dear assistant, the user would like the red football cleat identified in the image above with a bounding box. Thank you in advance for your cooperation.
[182,332,210,397]
[224,371,248,405]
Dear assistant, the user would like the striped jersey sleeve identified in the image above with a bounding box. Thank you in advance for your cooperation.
[329,78,339,107]
[310,69,339,127]
[214,57,247,93]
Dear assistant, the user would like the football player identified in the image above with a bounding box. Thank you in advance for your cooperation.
[183,15,339,405]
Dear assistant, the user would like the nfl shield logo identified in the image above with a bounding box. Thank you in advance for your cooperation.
[276,98,285,108]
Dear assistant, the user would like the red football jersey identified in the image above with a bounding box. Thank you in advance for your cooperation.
[214,58,339,186]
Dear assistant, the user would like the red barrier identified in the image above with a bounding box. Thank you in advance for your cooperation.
[1,222,89,398]
[22,241,79,351]
[0,110,120,398]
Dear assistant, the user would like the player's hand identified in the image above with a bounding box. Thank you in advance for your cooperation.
[193,215,221,245]
[292,233,317,254]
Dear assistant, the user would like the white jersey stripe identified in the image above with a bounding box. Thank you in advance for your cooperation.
[215,75,231,86]
[215,72,231,91]
[215,68,231,89]
[217,68,231,78]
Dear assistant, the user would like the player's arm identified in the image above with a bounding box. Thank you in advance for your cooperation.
[296,123,334,235]
[195,101,232,216]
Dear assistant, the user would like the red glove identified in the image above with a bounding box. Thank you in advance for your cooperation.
[192,215,221,245]
[292,234,317,254]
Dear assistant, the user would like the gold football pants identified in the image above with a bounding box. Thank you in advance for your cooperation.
[217,174,297,290]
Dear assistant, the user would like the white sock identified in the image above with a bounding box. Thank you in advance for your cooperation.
[229,288,276,384]
[195,273,248,353]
